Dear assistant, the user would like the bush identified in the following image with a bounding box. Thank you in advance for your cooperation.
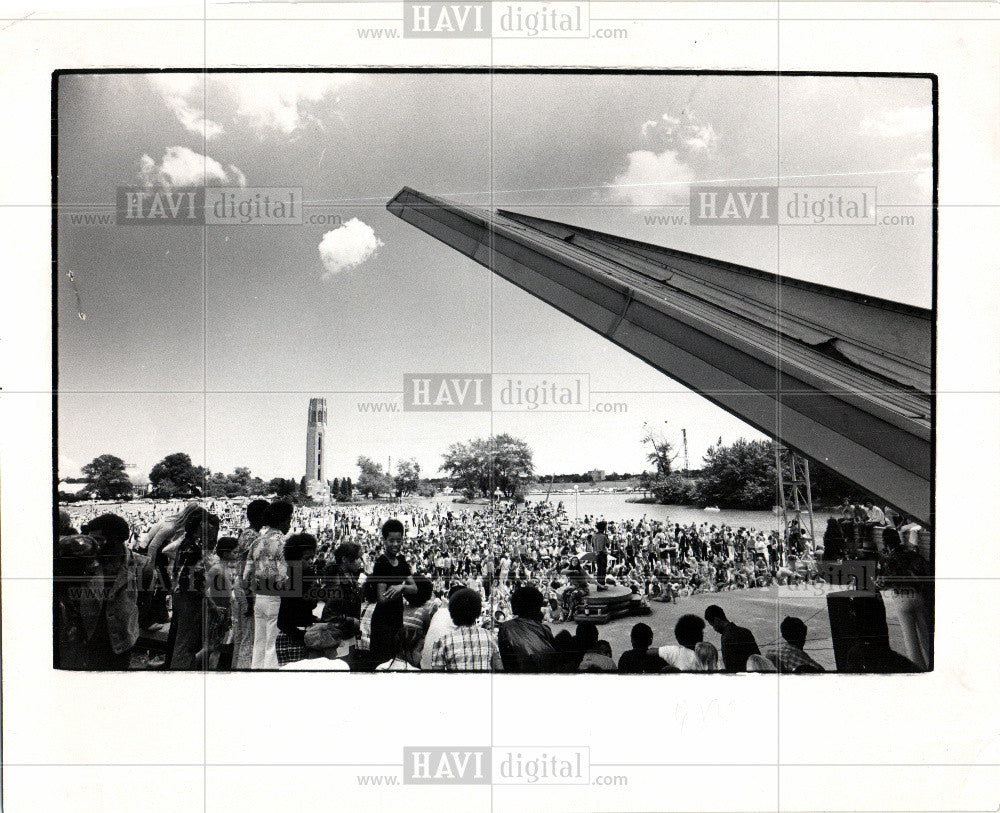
[653,473,699,506]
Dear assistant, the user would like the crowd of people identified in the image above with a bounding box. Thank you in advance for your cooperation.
[54,496,931,672]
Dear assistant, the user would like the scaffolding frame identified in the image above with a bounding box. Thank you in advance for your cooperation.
[775,444,816,557]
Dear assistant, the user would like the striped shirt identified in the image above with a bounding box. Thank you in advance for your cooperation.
[430,626,503,672]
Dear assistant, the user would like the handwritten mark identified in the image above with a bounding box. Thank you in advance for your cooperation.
[67,270,86,321]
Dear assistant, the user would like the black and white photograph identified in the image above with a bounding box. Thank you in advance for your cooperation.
[53,69,934,675]
[5,5,1000,808]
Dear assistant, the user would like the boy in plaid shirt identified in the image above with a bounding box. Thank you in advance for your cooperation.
[430,588,502,672]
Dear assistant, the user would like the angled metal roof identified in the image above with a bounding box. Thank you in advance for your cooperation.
[388,187,933,525]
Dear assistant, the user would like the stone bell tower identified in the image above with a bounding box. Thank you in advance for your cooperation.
[305,397,327,488]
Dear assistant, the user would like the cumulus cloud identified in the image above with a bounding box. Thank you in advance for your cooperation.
[861,105,932,138]
[611,111,715,206]
[148,75,224,139]
[641,112,717,154]
[229,74,351,134]
[148,74,353,138]
[138,146,247,188]
[318,218,384,278]
[611,150,697,207]
[683,123,718,154]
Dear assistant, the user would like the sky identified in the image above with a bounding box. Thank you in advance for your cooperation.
[56,72,933,483]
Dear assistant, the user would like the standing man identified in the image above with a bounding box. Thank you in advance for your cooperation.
[592,521,609,588]
[59,514,151,669]
[369,519,417,663]
[250,501,294,669]
[704,605,761,672]
[232,499,268,670]
[879,527,932,670]
[166,507,221,669]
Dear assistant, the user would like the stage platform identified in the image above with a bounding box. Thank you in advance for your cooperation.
[551,584,910,672]
[574,585,647,624]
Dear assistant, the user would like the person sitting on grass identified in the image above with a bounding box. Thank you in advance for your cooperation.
[559,556,594,621]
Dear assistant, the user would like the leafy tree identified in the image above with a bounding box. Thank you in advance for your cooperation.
[205,471,228,498]
[641,428,676,478]
[357,457,393,497]
[807,459,864,506]
[149,452,205,497]
[202,467,262,498]
[58,489,89,503]
[331,477,341,499]
[652,472,700,506]
[81,454,133,500]
[394,458,421,497]
[267,477,297,498]
[440,434,534,499]
[230,467,252,491]
[698,439,777,509]
[440,440,484,498]
[343,477,353,498]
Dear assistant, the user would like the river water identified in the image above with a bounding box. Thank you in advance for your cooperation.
[410,491,833,535]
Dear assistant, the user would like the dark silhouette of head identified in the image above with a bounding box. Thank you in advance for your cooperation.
[675,614,706,649]
[575,620,600,651]
[704,604,728,633]
[448,588,482,626]
[264,501,294,533]
[82,513,131,548]
[780,616,809,650]
[510,586,545,622]
[630,622,654,650]
[246,499,269,532]
[406,574,434,607]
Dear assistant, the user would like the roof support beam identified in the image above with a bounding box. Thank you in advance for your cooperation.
[388,187,933,525]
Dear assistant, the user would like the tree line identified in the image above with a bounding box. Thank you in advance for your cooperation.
[65,432,862,510]
[638,435,863,510]
[60,453,356,502]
